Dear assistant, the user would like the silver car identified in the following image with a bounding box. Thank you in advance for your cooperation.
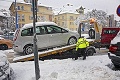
[0,52,14,80]
[13,22,79,55]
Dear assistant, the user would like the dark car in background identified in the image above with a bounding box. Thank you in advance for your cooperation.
[2,32,15,41]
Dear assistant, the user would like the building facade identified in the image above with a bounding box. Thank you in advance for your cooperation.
[55,13,79,31]
[9,1,53,29]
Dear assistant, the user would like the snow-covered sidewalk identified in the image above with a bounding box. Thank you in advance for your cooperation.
[11,55,120,80]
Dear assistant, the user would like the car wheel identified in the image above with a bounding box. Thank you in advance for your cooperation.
[0,44,8,50]
[86,48,95,56]
[23,45,33,55]
[68,37,77,45]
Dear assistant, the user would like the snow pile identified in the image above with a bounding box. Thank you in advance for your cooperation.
[11,55,120,80]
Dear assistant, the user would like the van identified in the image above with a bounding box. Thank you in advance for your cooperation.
[100,27,120,48]
[13,22,79,55]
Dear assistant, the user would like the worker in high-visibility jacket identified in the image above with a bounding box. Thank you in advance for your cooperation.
[75,37,89,60]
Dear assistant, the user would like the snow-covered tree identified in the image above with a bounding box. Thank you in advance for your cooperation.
[74,9,108,26]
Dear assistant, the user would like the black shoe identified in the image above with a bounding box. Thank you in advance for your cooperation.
[83,58,86,60]
[75,58,78,60]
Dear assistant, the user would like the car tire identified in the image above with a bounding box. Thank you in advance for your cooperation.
[23,45,33,55]
[68,37,77,45]
[88,29,95,39]
[86,48,95,56]
[0,44,8,50]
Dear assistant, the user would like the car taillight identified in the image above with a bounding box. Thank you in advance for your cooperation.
[13,29,20,42]
[109,45,118,52]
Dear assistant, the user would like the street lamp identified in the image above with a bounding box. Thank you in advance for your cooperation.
[15,0,19,29]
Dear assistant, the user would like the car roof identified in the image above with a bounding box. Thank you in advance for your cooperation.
[21,22,58,29]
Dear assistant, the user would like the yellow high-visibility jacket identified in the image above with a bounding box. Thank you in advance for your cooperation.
[76,38,89,51]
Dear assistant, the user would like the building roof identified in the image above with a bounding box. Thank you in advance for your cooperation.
[54,11,79,15]
[9,0,52,10]
[0,12,6,17]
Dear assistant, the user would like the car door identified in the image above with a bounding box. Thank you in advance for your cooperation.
[36,26,50,49]
[46,25,68,47]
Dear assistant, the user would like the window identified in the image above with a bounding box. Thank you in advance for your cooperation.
[18,14,21,21]
[29,15,33,20]
[103,30,118,34]
[37,8,39,12]
[37,16,40,20]
[17,6,20,10]
[41,16,46,21]
[36,26,46,35]
[31,7,33,11]
[62,22,64,26]
[62,16,64,19]
[70,22,73,25]
[70,16,73,20]
[25,0,32,3]
[18,24,21,28]
[46,25,68,34]
[21,28,33,36]
[21,6,24,10]
[58,17,60,20]
[58,23,60,26]
[21,14,25,21]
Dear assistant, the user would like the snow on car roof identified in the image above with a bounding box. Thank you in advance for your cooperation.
[21,22,58,29]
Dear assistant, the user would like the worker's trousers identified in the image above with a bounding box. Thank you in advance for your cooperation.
[75,48,86,60]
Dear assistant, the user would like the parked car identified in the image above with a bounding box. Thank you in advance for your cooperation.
[0,52,14,80]
[108,31,120,68]
[2,32,15,41]
[0,37,13,50]
[108,52,120,68]
[13,22,79,55]
[109,31,120,56]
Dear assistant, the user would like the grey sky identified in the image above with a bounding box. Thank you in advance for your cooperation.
[39,0,120,20]
[0,0,120,20]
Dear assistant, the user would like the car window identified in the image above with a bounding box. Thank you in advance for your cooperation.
[21,28,33,36]
[103,30,118,34]
[36,26,46,35]
[9,33,14,36]
[46,25,63,34]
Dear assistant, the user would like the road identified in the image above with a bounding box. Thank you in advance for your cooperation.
[3,48,109,63]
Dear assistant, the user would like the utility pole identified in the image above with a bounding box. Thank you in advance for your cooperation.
[32,0,40,80]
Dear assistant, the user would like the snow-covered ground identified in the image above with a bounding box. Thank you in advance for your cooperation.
[1,49,120,80]
[10,54,120,80]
